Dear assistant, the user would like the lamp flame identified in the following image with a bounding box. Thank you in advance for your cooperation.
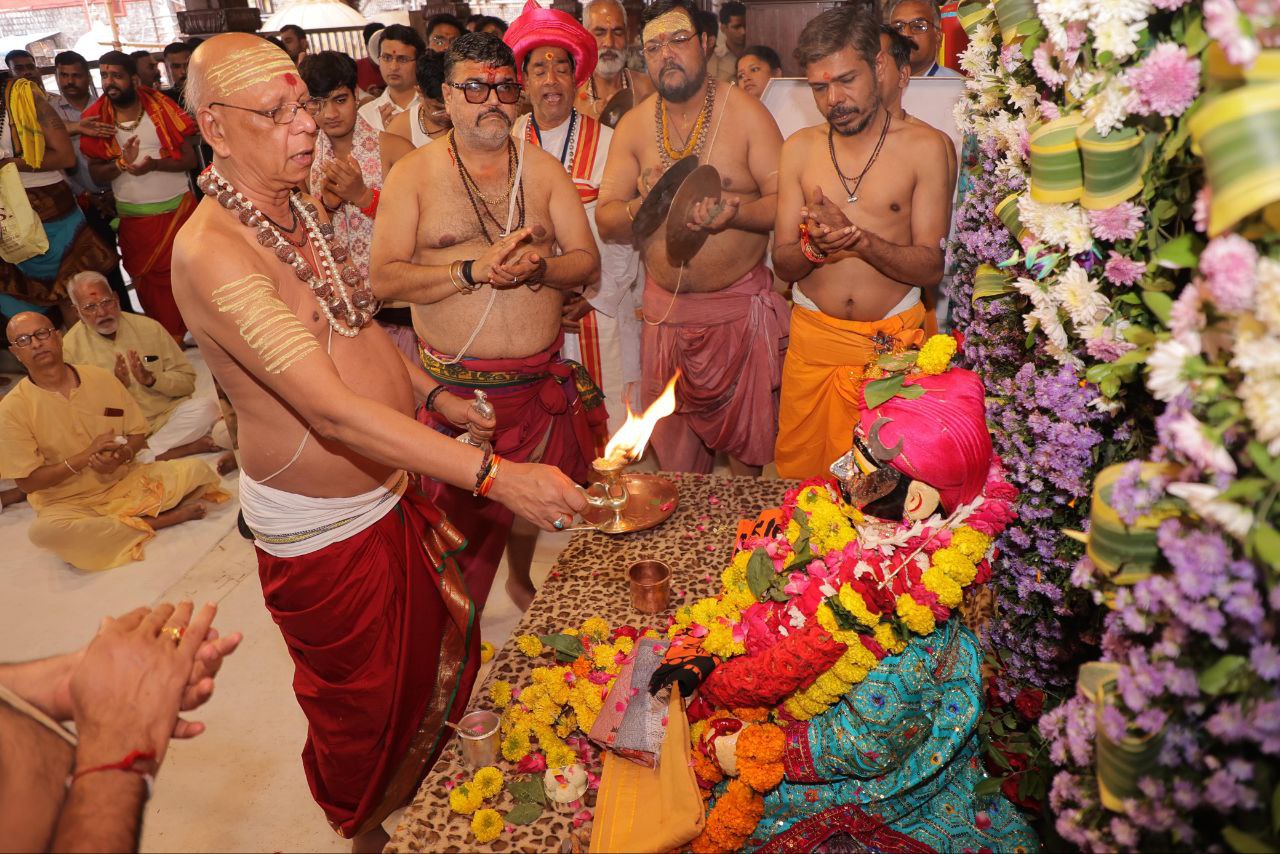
[602,372,679,464]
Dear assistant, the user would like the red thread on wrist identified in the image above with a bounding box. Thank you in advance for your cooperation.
[71,752,156,783]
[360,188,380,218]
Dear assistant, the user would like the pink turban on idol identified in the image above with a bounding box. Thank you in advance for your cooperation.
[859,368,992,515]
[504,0,598,88]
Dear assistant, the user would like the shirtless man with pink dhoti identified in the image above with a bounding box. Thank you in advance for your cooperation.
[596,0,786,475]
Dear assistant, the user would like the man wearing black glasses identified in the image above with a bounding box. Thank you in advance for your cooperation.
[357,24,425,132]
[885,0,961,78]
[371,32,601,613]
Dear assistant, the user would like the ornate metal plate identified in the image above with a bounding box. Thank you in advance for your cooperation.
[578,474,680,535]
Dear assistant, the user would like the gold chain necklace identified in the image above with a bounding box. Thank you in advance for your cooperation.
[656,76,716,168]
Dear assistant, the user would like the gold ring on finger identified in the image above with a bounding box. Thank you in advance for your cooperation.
[163,626,184,645]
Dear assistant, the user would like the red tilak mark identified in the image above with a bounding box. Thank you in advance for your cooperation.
[822,71,831,81]
[284,72,297,85]
[483,69,498,82]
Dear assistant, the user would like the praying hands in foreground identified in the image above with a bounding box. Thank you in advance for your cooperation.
[0,601,241,853]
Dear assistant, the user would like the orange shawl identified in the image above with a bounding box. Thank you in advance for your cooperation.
[79,87,195,163]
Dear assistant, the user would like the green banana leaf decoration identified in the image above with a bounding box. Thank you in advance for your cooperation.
[1078,662,1165,813]
[1029,114,1085,204]
[973,263,1015,302]
[1078,125,1152,210]
[991,0,1040,44]
[1189,77,1280,236]
[995,192,1028,242]
[958,1,992,36]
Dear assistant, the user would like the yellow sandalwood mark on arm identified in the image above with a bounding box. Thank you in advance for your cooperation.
[211,274,319,373]
[205,44,298,98]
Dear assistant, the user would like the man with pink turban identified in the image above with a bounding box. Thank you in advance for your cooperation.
[505,0,643,444]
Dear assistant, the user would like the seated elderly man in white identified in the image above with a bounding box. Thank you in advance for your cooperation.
[62,272,234,470]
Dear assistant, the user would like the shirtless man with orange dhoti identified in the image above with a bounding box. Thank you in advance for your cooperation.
[596,0,786,475]
[772,7,955,480]
[171,34,584,852]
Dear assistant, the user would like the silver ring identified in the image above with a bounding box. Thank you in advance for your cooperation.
[553,516,566,530]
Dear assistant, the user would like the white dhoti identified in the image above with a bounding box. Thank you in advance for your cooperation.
[139,396,224,463]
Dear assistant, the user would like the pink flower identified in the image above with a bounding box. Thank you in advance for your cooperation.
[1103,251,1146,286]
[514,753,548,773]
[1152,0,1190,8]
[1198,233,1258,312]
[1084,325,1138,363]
[784,571,810,597]
[1032,42,1066,87]
[572,808,593,828]
[1038,99,1061,121]
[1204,0,1260,67]
[1168,286,1205,348]
[1193,186,1212,234]
[1088,202,1145,242]
[1125,44,1201,117]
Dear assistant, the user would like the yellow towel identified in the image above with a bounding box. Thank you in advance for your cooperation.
[6,78,46,170]
[590,692,705,853]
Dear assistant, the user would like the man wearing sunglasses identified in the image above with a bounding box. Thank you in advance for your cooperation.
[173,33,584,851]
[81,51,200,344]
[0,312,225,571]
[885,0,962,78]
[596,0,787,477]
[371,32,602,613]
[357,24,426,133]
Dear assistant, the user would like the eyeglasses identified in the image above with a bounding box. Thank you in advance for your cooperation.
[429,35,455,48]
[891,18,934,34]
[209,97,323,125]
[9,327,56,348]
[642,32,695,60]
[76,296,118,315]
[380,53,416,65]
[447,81,522,104]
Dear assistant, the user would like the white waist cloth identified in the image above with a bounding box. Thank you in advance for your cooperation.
[239,468,408,558]
[792,281,921,318]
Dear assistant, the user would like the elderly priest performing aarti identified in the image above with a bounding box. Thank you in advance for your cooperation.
[172,34,586,852]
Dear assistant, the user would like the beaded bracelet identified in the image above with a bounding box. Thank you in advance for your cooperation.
[798,223,828,265]
[424,385,448,413]
[472,445,495,496]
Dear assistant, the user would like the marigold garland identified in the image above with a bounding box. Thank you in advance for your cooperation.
[691,724,785,853]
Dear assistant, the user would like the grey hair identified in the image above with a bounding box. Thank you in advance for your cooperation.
[883,0,941,26]
[67,271,109,305]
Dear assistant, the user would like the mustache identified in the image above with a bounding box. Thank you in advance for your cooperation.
[828,106,857,120]
[660,61,685,76]
[600,49,622,60]
[475,108,511,126]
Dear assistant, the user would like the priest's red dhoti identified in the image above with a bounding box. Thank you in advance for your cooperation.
[252,482,479,839]
[417,334,606,612]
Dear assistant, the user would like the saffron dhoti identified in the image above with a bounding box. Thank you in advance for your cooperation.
[245,473,479,838]
[641,263,789,472]
[774,300,926,480]
[418,335,606,612]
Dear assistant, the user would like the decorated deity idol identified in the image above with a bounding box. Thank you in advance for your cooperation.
[653,336,1039,853]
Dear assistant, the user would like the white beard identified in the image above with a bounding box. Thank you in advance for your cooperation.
[596,52,627,77]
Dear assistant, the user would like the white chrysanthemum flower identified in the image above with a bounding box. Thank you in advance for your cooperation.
[1147,337,1196,401]
[1087,0,1154,25]
[1008,83,1041,118]
[1018,197,1094,255]
[1240,372,1280,454]
[1165,483,1254,541]
[1092,17,1147,60]
[1255,256,1280,336]
[1038,0,1087,50]
[1231,316,1280,377]
[1057,263,1111,328]
[1083,77,1132,136]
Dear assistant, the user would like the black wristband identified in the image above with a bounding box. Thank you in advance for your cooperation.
[424,385,448,413]
[461,260,476,286]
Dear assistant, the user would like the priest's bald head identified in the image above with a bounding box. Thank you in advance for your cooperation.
[186,33,322,189]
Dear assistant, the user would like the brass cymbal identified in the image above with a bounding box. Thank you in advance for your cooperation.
[630,155,699,241]
[599,88,634,129]
[665,164,722,264]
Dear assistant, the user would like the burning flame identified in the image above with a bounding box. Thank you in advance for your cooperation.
[603,372,680,464]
